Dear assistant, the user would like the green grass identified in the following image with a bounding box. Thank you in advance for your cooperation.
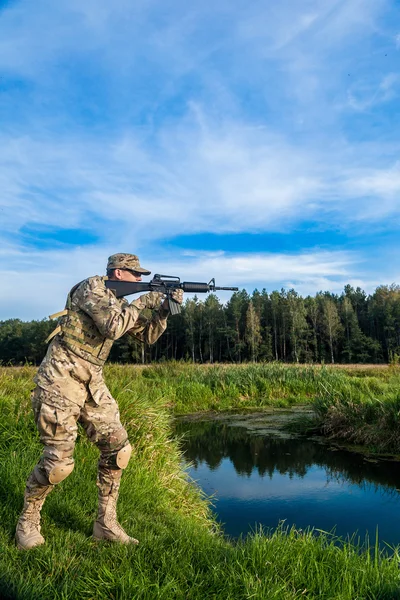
[312,369,400,454]
[1,364,400,599]
[138,362,391,413]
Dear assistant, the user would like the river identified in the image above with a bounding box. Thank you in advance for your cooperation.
[175,410,400,548]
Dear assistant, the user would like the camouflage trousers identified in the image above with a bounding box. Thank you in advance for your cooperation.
[30,386,131,495]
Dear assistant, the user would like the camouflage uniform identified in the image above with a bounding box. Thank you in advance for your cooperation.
[16,254,181,550]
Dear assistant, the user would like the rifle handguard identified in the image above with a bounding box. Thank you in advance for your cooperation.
[181,282,210,293]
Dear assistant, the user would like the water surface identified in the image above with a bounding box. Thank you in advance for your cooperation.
[176,411,400,547]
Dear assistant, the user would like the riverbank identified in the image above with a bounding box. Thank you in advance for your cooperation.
[1,364,400,599]
[136,362,400,454]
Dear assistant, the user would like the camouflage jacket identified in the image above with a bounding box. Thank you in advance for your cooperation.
[34,276,168,409]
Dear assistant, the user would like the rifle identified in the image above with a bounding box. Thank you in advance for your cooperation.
[105,274,238,315]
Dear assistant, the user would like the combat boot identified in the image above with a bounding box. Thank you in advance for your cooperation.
[93,471,138,545]
[15,470,53,550]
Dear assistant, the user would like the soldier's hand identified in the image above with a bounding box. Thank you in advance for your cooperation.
[171,289,184,304]
[131,292,165,311]
[161,289,184,313]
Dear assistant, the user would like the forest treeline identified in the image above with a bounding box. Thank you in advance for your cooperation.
[1,284,399,365]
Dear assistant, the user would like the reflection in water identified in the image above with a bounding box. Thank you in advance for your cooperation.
[175,419,400,545]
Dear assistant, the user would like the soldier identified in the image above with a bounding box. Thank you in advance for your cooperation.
[15,253,183,550]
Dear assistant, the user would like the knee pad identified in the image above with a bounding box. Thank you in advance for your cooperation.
[34,460,74,485]
[40,446,75,484]
[116,443,132,469]
[48,461,75,484]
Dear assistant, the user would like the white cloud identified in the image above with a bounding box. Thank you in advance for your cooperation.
[347,73,400,111]
[340,164,400,221]
[167,250,354,283]
[0,0,399,320]
[0,245,362,320]
[1,113,400,251]
[346,168,400,198]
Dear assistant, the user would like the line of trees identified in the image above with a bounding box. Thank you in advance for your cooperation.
[1,284,399,365]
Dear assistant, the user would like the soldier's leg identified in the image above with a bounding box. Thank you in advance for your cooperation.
[16,388,79,550]
[80,397,138,545]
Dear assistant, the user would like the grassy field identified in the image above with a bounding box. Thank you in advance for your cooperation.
[1,363,400,599]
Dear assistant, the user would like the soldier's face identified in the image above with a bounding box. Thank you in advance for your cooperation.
[112,269,143,282]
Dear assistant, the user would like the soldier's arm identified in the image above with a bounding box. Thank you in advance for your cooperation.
[126,289,183,345]
[73,277,143,340]
[126,310,168,345]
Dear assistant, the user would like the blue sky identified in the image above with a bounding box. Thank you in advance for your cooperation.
[0,0,399,319]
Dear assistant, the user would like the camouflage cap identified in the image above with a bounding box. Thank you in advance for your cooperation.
[107,253,151,275]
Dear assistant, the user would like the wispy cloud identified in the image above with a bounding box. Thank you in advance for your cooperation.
[0,0,399,318]
[1,114,399,244]
[347,73,400,111]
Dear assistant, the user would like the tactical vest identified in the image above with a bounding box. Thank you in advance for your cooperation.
[46,277,114,366]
